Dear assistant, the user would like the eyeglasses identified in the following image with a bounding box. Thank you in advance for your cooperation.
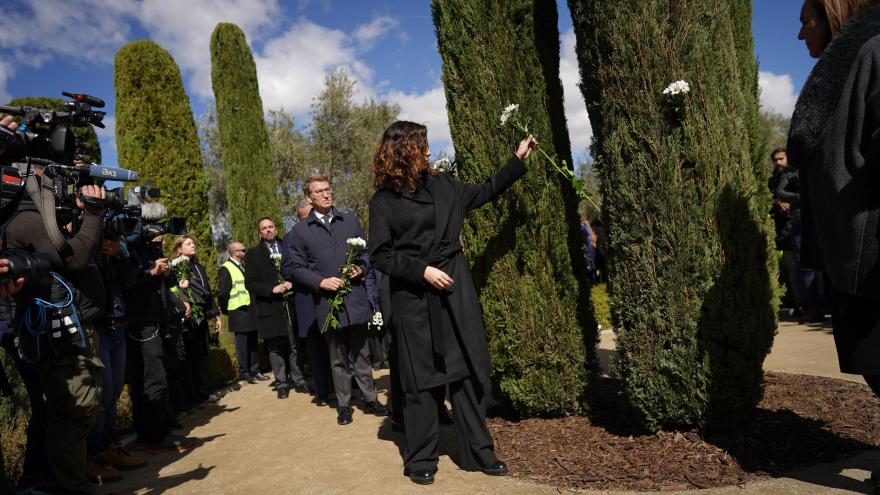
[309,187,332,197]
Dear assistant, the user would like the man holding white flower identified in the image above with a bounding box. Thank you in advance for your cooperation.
[287,174,389,425]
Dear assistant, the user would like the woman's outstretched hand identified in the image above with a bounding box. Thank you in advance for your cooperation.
[516,135,538,161]
[424,266,454,290]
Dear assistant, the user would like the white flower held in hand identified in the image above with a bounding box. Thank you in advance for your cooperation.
[270,252,282,261]
[663,80,691,96]
[171,256,188,267]
[346,237,367,249]
[499,103,519,125]
[432,157,453,171]
[372,311,384,327]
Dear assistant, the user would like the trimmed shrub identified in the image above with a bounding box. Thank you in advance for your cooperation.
[432,0,597,416]
[569,0,778,430]
[210,23,280,247]
[114,40,216,281]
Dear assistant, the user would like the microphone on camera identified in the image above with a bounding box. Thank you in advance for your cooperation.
[140,202,167,222]
[87,164,138,182]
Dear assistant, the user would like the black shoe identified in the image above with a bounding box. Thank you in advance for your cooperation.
[438,405,454,424]
[480,460,508,476]
[277,388,289,399]
[871,471,880,494]
[362,400,389,416]
[245,376,257,384]
[293,383,310,394]
[337,406,353,425]
[255,373,270,381]
[407,469,435,485]
[313,397,329,407]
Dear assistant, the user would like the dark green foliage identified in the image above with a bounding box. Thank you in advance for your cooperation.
[569,0,778,430]
[210,23,280,247]
[115,40,216,281]
[432,0,597,416]
[6,96,101,163]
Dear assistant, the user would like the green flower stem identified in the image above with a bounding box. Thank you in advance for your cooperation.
[321,247,359,333]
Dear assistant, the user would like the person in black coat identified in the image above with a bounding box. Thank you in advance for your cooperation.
[245,218,308,399]
[287,176,389,425]
[218,241,262,383]
[368,120,536,485]
[172,235,222,402]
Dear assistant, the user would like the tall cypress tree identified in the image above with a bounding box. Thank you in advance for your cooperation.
[569,1,777,430]
[210,23,280,246]
[6,96,102,164]
[115,40,216,280]
[432,0,596,416]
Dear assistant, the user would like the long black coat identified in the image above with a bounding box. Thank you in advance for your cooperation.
[217,261,257,333]
[244,242,294,340]
[286,208,373,332]
[368,156,526,392]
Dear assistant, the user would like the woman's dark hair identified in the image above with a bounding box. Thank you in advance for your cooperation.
[371,121,436,192]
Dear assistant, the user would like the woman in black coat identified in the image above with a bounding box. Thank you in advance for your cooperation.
[172,235,221,402]
[368,120,536,485]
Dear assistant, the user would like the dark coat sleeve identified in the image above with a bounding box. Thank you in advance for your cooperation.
[217,266,232,315]
[190,262,220,318]
[244,248,278,300]
[775,171,800,206]
[288,226,326,293]
[368,194,428,285]
[455,155,527,212]
[281,230,296,282]
[5,210,103,271]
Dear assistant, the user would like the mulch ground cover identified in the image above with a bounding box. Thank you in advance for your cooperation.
[488,372,880,491]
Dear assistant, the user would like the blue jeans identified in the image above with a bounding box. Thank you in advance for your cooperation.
[87,325,127,454]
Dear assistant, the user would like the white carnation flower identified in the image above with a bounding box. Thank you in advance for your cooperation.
[663,80,690,96]
[432,157,454,173]
[346,237,367,249]
[499,103,519,125]
[372,311,384,327]
[170,256,188,267]
[269,252,282,261]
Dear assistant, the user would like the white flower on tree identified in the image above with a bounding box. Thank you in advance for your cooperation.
[663,80,691,96]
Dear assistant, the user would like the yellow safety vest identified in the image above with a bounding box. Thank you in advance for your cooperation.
[222,260,251,311]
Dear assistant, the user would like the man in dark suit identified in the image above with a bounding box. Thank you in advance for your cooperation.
[283,199,334,407]
[245,218,308,399]
[287,175,389,425]
[217,241,264,384]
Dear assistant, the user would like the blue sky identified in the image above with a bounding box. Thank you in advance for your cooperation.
[0,1,811,168]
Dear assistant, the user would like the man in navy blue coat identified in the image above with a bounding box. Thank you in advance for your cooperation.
[282,199,333,407]
[284,175,388,425]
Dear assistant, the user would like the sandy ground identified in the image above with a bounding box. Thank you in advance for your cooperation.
[97,318,880,494]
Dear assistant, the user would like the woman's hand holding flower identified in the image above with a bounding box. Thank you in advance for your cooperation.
[516,135,538,161]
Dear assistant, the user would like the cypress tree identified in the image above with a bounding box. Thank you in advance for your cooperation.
[115,40,216,280]
[569,1,777,430]
[432,0,596,416]
[210,23,280,246]
[6,96,102,163]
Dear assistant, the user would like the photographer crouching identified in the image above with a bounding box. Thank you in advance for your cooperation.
[5,157,107,494]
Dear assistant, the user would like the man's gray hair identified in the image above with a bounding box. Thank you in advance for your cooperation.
[297,197,311,210]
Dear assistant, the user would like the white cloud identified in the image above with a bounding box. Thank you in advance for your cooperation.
[559,29,593,158]
[0,0,138,66]
[386,85,451,154]
[353,16,399,49]
[138,0,283,98]
[0,62,14,103]
[255,19,376,115]
[759,70,798,117]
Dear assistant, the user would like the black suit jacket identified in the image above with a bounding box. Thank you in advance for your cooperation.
[244,241,293,339]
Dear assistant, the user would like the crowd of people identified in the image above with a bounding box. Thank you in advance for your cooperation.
[5,0,880,492]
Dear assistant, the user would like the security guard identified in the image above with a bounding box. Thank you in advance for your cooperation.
[217,241,262,382]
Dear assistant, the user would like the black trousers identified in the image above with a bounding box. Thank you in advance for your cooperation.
[234,331,259,378]
[306,326,332,401]
[403,375,496,474]
[127,324,171,443]
[324,323,377,407]
[265,336,290,392]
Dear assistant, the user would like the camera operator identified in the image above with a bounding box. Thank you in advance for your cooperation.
[5,163,107,495]
[124,229,197,452]
[84,234,146,481]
